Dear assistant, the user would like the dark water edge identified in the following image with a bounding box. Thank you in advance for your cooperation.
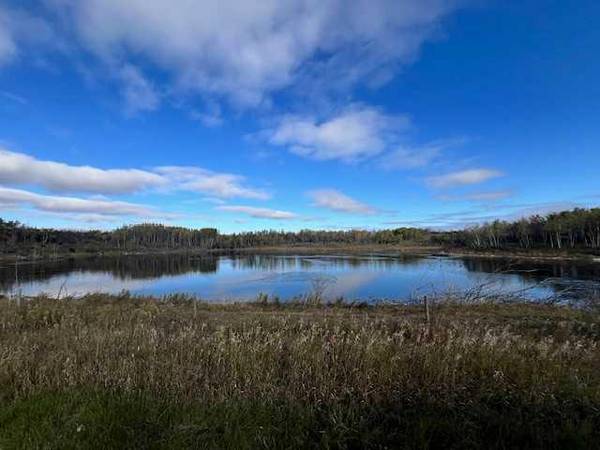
[1,252,599,305]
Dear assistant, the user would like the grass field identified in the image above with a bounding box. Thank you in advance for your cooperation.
[0,293,598,449]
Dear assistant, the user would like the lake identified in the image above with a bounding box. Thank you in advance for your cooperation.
[1,253,599,304]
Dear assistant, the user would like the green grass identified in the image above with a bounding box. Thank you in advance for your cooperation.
[2,389,596,450]
[0,293,598,449]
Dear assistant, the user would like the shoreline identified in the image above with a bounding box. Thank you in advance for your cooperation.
[1,244,599,265]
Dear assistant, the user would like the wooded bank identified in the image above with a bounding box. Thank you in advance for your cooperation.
[2,207,600,256]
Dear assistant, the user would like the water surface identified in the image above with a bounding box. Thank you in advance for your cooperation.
[1,253,599,303]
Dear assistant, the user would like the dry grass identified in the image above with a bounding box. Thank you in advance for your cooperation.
[0,293,599,449]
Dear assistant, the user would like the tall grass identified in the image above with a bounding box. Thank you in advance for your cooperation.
[0,293,599,449]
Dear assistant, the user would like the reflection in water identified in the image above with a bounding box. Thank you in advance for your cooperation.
[0,254,218,292]
[460,257,600,302]
[1,253,599,303]
[461,258,600,281]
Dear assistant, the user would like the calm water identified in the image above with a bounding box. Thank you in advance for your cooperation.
[1,253,599,303]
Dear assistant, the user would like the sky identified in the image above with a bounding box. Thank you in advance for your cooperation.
[0,0,599,232]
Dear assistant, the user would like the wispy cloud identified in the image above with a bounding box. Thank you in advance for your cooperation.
[378,138,466,170]
[155,166,270,200]
[190,101,224,128]
[308,189,376,214]
[0,6,22,66]
[0,90,27,105]
[0,5,63,67]
[217,205,297,220]
[426,169,504,188]
[118,64,160,115]
[437,190,513,202]
[501,201,584,221]
[265,105,409,162]
[465,191,512,201]
[379,146,441,170]
[201,197,227,205]
[0,186,160,218]
[386,201,586,230]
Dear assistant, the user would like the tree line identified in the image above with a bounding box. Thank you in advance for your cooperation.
[1,207,599,256]
[435,208,600,250]
[0,221,218,255]
[0,220,430,255]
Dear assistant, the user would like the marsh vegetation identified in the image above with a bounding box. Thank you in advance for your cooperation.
[0,293,598,448]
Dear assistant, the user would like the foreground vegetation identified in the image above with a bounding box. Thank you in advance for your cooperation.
[2,207,600,258]
[0,293,598,449]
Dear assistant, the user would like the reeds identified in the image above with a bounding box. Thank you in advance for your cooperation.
[0,293,598,448]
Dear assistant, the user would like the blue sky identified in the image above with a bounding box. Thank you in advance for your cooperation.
[0,0,598,232]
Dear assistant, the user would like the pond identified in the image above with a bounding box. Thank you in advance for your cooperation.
[1,253,599,304]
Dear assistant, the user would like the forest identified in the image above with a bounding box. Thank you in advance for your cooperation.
[1,207,599,256]
[441,208,600,250]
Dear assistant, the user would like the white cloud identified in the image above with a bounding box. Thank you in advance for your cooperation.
[201,197,227,205]
[0,6,62,68]
[388,201,586,230]
[0,149,268,200]
[191,111,223,128]
[308,189,376,214]
[438,190,513,202]
[49,0,459,106]
[69,213,123,224]
[155,166,270,200]
[378,138,465,170]
[504,202,583,221]
[0,186,159,217]
[464,191,512,201]
[267,105,409,162]
[380,146,441,170]
[426,169,504,188]
[118,64,160,115]
[217,205,297,220]
[0,8,18,66]
[190,101,224,127]
[0,148,165,194]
